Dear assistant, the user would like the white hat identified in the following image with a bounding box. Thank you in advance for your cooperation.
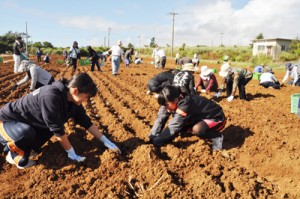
[219,63,232,77]
[116,40,122,45]
[200,65,213,79]
[18,60,34,72]
[182,63,198,72]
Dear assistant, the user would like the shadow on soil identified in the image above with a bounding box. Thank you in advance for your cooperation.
[222,124,254,150]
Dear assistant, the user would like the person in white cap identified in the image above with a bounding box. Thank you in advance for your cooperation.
[195,65,218,93]
[10,60,54,92]
[259,67,280,89]
[218,62,253,101]
[106,40,124,76]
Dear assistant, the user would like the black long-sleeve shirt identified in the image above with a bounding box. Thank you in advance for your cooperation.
[0,81,92,136]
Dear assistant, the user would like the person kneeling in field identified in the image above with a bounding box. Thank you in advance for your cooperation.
[0,73,120,169]
[149,86,226,150]
[259,67,280,89]
[195,65,219,94]
[10,60,55,92]
[146,69,179,97]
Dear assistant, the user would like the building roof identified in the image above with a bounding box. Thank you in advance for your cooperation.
[252,38,292,42]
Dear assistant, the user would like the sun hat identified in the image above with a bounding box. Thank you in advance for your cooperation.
[200,65,213,79]
[18,60,34,72]
[116,40,123,45]
[219,63,232,77]
[182,63,198,72]
[265,66,274,74]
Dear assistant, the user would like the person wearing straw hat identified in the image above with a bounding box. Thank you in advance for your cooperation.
[149,86,226,150]
[173,63,198,96]
[195,65,218,93]
[106,40,124,76]
[218,62,253,102]
[259,67,280,89]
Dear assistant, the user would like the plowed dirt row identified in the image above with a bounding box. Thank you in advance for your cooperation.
[0,55,299,198]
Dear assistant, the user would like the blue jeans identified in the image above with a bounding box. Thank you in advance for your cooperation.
[112,56,121,75]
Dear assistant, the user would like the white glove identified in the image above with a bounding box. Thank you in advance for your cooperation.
[227,95,234,102]
[201,89,206,93]
[100,135,121,153]
[66,147,86,162]
[213,91,221,98]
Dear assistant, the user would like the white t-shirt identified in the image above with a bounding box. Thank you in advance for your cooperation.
[110,45,123,56]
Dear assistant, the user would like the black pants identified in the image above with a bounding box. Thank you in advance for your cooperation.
[260,81,280,89]
[161,56,166,69]
[91,58,101,71]
[0,121,53,167]
[226,76,252,99]
[71,58,78,72]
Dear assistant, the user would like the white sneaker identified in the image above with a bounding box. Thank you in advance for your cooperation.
[211,135,224,150]
[6,151,36,169]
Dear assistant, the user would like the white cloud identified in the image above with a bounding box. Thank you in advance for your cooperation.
[171,0,300,46]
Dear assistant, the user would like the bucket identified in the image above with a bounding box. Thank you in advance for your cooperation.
[252,72,261,80]
[0,57,3,63]
[290,93,300,113]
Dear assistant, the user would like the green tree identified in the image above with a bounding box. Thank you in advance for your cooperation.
[42,41,54,48]
[0,31,24,53]
[31,42,43,48]
[256,33,264,40]
[127,42,134,49]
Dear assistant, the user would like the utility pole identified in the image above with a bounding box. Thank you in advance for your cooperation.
[104,36,106,47]
[138,35,141,49]
[168,11,178,58]
[108,27,112,48]
[220,33,224,47]
[20,21,30,55]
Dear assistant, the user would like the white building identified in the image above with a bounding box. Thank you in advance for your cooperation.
[252,38,292,59]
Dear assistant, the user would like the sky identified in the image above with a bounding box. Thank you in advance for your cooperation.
[0,0,300,48]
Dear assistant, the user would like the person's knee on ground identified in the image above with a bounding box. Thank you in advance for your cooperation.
[3,121,36,168]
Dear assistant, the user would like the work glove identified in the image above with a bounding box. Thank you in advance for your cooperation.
[227,95,234,102]
[213,89,222,98]
[100,135,121,153]
[201,89,207,93]
[66,147,86,162]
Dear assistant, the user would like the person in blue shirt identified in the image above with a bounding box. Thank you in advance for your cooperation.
[0,73,120,169]
[253,63,265,73]
[36,48,42,63]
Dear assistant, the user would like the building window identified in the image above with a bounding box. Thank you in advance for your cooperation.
[281,45,286,51]
[258,45,265,51]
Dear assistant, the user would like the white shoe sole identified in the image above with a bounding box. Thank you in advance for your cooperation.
[6,151,36,169]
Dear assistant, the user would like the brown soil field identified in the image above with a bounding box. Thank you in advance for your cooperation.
[0,55,299,198]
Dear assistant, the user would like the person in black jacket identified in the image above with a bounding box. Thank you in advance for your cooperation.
[87,46,102,72]
[0,73,120,169]
[13,36,24,73]
[172,63,198,96]
[149,86,226,150]
[147,69,179,97]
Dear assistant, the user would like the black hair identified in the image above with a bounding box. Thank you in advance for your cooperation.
[67,73,97,97]
[157,86,180,106]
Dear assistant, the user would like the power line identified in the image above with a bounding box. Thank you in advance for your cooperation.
[167,11,178,58]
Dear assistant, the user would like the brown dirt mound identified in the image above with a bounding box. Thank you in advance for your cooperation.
[0,55,299,198]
